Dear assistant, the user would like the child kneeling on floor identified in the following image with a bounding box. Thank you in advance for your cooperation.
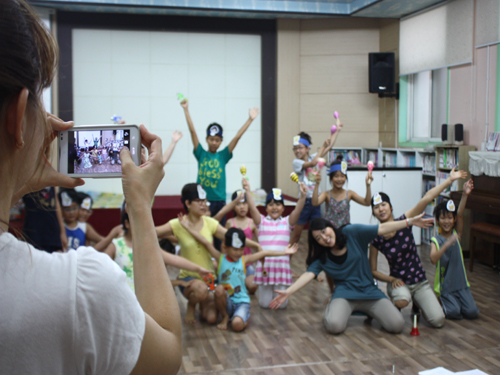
[179,217,298,331]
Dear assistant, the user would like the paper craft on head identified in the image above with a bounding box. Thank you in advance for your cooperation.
[209,125,219,137]
[446,200,456,212]
[236,189,245,202]
[61,192,73,207]
[197,185,207,200]
[232,232,244,248]
[81,197,92,210]
[373,193,383,206]
[293,135,300,146]
[272,188,283,201]
[341,161,348,174]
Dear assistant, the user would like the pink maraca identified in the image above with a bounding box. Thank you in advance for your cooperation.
[333,111,339,119]
[367,160,374,172]
[331,125,337,134]
[317,157,326,169]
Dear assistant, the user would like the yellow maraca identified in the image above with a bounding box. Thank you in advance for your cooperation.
[240,165,248,180]
[290,172,299,183]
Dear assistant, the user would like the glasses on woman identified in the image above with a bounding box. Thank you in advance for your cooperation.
[192,199,208,206]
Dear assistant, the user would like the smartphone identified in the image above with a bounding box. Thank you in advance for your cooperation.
[58,124,141,178]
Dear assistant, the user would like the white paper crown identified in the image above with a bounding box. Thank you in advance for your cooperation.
[341,161,348,174]
[61,192,73,207]
[197,185,207,200]
[373,193,382,205]
[236,190,245,202]
[272,188,282,201]
[293,135,300,146]
[231,232,243,248]
[81,197,92,210]
[446,200,456,212]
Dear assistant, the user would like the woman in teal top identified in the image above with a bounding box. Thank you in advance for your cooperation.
[271,215,433,335]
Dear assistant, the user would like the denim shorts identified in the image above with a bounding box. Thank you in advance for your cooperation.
[227,299,251,323]
[246,264,256,276]
[297,198,322,225]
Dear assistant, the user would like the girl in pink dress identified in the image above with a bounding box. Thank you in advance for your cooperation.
[243,179,307,308]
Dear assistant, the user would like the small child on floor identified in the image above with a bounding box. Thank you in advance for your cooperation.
[179,220,298,331]
[225,190,259,294]
[244,178,307,309]
[430,179,479,320]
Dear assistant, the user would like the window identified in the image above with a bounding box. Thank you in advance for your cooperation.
[406,68,447,142]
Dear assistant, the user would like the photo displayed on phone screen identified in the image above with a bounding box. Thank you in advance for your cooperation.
[68,129,130,174]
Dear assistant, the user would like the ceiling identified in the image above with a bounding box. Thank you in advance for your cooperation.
[31,0,449,19]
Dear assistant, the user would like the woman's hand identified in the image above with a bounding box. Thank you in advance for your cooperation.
[409,213,434,229]
[178,213,189,229]
[270,290,290,309]
[120,125,164,209]
[283,243,299,256]
[450,168,467,182]
[14,113,85,201]
[390,277,405,289]
[171,130,183,143]
[365,171,373,185]
[197,267,213,279]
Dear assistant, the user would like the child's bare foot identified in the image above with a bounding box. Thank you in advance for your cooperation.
[217,316,229,330]
[184,304,196,324]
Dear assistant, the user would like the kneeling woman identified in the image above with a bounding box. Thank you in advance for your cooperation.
[270,216,432,335]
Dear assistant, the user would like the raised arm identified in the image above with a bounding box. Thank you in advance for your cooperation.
[289,183,307,226]
[406,168,467,218]
[155,222,174,239]
[378,213,433,236]
[54,189,68,251]
[325,121,343,153]
[160,251,212,278]
[162,130,183,165]
[213,191,242,222]
[228,107,259,154]
[456,179,473,237]
[245,243,298,264]
[92,224,122,252]
[242,178,261,226]
[180,99,199,151]
[121,125,181,375]
[269,271,316,309]
[312,172,327,206]
[349,171,373,207]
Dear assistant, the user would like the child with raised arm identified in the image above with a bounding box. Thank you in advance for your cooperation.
[244,178,307,308]
[180,98,259,225]
[430,179,479,320]
[179,219,298,331]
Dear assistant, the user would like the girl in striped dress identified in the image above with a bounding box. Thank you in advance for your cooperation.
[243,179,307,308]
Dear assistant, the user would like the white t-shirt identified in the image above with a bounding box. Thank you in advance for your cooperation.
[0,232,145,375]
[293,153,321,198]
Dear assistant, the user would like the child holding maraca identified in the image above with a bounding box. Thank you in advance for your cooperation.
[289,123,342,248]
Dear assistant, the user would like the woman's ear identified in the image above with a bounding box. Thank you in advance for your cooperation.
[5,88,29,148]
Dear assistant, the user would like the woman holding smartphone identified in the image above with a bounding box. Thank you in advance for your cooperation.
[0,1,181,373]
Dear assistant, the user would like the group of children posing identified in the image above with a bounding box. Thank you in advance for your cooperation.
[54,98,478,335]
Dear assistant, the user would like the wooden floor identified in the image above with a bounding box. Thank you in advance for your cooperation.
[171,233,500,375]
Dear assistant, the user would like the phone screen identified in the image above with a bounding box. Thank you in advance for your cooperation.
[68,128,131,174]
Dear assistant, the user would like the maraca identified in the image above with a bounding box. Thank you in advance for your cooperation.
[331,111,340,134]
[240,164,248,180]
[290,172,299,183]
[367,160,374,172]
[177,93,185,101]
[317,157,326,169]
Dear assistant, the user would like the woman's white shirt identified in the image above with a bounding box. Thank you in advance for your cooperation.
[0,232,145,375]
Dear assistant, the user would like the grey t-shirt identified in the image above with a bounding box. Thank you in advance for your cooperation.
[432,232,469,295]
[293,153,321,198]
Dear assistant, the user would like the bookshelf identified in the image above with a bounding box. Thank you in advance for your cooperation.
[328,148,364,165]
[435,145,476,195]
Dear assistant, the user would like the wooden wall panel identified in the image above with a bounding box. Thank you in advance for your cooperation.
[277,19,301,196]
[300,18,379,56]
[300,55,372,94]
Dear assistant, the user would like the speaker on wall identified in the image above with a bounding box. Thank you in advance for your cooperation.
[454,124,464,145]
[369,52,395,94]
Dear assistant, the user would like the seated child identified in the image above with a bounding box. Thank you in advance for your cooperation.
[430,179,479,320]
[178,219,298,331]
[58,189,120,251]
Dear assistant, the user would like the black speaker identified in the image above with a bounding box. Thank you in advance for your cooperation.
[441,124,449,144]
[454,124,464,145]
[369,52,395,93]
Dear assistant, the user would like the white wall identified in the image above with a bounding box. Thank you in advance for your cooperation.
[72,29,262,197]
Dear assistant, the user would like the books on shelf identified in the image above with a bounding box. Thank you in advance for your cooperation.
[423,179,436,194]
[422,154,436,174]
[486,132,500,151]
[383,152,397,167]
[402,154,416,167]
[438,148,459,169]
[366,150,378,166]
[436,172,458,195]
[330,150,361,165]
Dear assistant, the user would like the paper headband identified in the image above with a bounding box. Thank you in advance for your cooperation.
[81,197,92,210]
[266,188,283,204]
[293,135,310,148]
[183,184,208,202]
[372,192,391,207]
[61,192,73,207]
[446,200,456,212]
[225,228,246,248]
[329,161,347,175]
[207,124,223,138]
